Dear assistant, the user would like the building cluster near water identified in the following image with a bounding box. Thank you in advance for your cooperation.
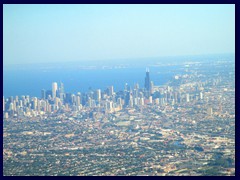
[3,60,235,176]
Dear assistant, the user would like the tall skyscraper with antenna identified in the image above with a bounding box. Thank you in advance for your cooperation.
[144,68,151,98]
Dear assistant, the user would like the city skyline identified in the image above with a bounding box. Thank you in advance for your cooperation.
[3,4,235,65]
[4,68,153,101]
[3,58,235,175]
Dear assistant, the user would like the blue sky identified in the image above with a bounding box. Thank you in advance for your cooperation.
[3,4,235,65]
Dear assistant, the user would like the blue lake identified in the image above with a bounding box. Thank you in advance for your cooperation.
[4,65,181,98]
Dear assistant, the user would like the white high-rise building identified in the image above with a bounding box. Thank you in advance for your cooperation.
[32,97,38,110]
[9,103,14,111]
[109,86,114,96]
[76,96,81,106]
[149,96,153,104]
[96,89,101,102]
[52,82,58,99]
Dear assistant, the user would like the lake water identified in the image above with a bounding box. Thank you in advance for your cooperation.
[4,54,233,98]
[3,64,181,98]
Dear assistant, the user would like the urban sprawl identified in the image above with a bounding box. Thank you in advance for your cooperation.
[3,60,235,176]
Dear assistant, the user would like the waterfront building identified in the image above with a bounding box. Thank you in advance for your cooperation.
[41,89,46,100]
[95,89,101,102]
[108,86,114,96]
[144,68,151,98]
[52,82,58,99]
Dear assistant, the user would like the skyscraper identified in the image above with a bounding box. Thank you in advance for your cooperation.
[46,90,52,99]
[124,91,130,107]
[144,68,151,98]
[52,82,58,99]
[59,82,64,94]
[95,89,101,102]
[108,86,114,96]
[59,82,65,102]
[150,81,154,94]
[41,89,46,99]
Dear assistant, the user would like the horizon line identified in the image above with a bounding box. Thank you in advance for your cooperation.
[4,52,235,66]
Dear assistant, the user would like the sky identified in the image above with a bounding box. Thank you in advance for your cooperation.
[3,4,235,65]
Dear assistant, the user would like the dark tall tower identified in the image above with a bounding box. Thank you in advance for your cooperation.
[41,89,46,100]
[144,68,151,98]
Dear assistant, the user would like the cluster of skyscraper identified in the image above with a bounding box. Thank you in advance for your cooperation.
[39,70,154,111]
[3,70,152,117]
[3,69,206,118]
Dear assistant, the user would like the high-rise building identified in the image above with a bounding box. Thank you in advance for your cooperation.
[65,93,72,104]
[88,97,92,107]
[59,82,65,102]
[15,96,19,103]
[9,102,14,111]
[32,97,38,111]
[144,68,151,98]
[149,96,153,104]
[76,95,81,106]
[129,97,133,108]
[95,89,101,102]
[46,90,52,99]
[19,100,23,107]
[52,82,58,99]
[108,86,114,96]
[59,82,64,93]
[71,94,76,105]
[54,97,61,110]
[150,81,154,94]
[41,89,46,99]
[106,100,113,111]
[124,91,130,107]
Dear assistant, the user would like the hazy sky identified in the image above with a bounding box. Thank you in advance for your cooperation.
[3,4,235,65]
